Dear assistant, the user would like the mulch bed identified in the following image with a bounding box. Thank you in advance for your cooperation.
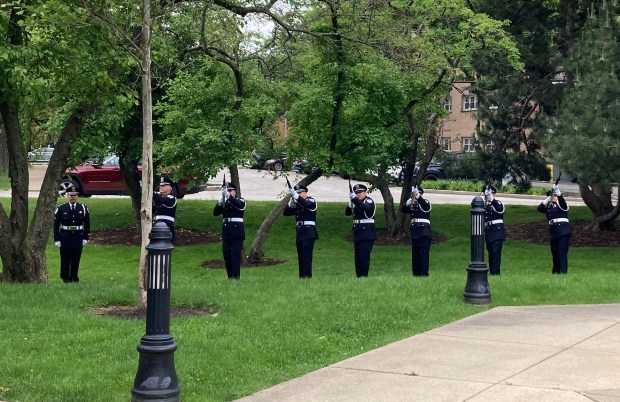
[508,221,620,247]
[89,227,220,246]
[200,258,286,269]
[91,305,217,320]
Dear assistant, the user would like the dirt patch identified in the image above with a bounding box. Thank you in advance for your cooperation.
[91,305,217,319]
[509,221,619,247]
[89,227,220,246]
[200,258,286,269]
[347,229,448,246]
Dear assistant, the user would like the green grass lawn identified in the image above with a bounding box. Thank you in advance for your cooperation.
[1,198,619,402]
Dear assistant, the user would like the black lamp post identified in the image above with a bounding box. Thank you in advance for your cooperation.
[463,196,491,304]
[131,222,180,402]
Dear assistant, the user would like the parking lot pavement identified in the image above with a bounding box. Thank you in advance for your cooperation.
[10,165,587,206]
[184,168,586,206]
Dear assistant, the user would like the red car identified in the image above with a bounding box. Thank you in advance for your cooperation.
[60,155,196,198]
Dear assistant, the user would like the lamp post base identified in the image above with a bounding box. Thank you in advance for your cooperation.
[464,261,491,305]
[131,335,180,402]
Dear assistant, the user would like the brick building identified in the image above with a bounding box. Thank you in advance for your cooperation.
[438,82,480,153]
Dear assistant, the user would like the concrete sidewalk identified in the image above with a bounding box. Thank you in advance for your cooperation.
[236,304,620,402]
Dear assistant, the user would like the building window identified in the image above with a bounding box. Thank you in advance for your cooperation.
[463,94,478,111]
[443,99,452,112]
[463,137,475,152]
[442,137,451,151]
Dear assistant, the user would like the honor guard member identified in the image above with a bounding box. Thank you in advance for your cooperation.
[483,186,506,275]
[400,186,432,276]
[53,186,90,283]
[537,184,571,274]
[345,184,377,277]
[284,184,319,278]
[153,176,177,243]
[214,182,246,279]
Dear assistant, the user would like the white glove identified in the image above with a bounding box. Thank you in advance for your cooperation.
[218,196,225,205]
[221,187,228,198]
[55,241,61,248]
[406,198,413,206]
[553,184,561,196]
[82,240,88,246]
[543,196,551,206]
[349,201,354,209]
[288,197,296,207]
[349,192,356,200]
[412,187,420,199]
[288,188,298,199]
[484,189,492,198]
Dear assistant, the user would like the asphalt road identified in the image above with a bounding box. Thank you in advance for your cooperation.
[11,164,590,206]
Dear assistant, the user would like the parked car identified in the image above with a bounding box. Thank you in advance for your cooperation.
[59,154,198,198]
[28,147,54,162]
[251,150,288,171]
[390,162,446,185]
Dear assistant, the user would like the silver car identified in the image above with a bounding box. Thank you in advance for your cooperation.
[28,147,54,162]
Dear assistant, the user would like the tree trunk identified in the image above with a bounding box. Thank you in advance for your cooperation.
[579,181,619,231]
[138,0,153,308]
[0,123,9,173]
[247,169,322,263]
[0,100,92,282]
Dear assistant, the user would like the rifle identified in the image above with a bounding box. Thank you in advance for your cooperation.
[555,170,563,186]
[223,174,226,188]
[348,179,353,193]
[285,175,292,190]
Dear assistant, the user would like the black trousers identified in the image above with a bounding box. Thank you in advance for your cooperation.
[296,239,315,278]
[223,239,243,279]
[412,236,431,276]
[551,234,571,274]
[486,239,504,275]
[354,240,374,277]
[60,245,83,283]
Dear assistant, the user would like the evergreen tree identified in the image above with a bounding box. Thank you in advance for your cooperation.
[544,1,620,230]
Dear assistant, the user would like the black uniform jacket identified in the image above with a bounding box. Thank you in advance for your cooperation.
[214,196,246,240]
[484,199,507,243]
[284,196,319,242]
[153,192,177,220]
[54,202,91,247]
[345,196,377,241]
[400,197,432,240]
[537,196,571,239]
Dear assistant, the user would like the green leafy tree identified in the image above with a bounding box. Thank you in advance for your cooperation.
[0,1,122,282]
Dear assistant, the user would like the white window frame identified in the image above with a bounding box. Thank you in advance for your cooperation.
[441,137,452,151]
[463,137,475,152]
[443,99,452,112]
[463,94,478,111]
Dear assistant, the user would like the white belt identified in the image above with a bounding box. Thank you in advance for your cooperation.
[297,221,316,226]
[61,225,83,230]
[485,219,504,227]
[354,219,374,224]
[155,215,175,222]
[549,218,569,225]
[411,218,430,225]
[223,218,244,223]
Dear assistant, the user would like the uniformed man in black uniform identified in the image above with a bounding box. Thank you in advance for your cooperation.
[345,184,376,277]
[54,186,90,283]
[483,186,506,275]
[537,184,571,274]
[153,176,177,243]
[400,186,432,276]
[214,182,246,279]
[284,184,319,278]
